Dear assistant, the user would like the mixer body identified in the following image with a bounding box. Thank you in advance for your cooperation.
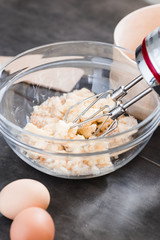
[136,27,160,96]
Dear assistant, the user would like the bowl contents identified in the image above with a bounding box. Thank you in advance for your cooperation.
[0,179,50,219]
[10,207,55,240]
[23,88,138,176]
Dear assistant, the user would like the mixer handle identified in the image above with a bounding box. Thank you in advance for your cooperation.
[136,27,160,96]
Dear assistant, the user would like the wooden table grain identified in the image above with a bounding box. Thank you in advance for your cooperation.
[0,0,160,240]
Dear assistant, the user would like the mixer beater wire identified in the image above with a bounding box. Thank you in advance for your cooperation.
[65,75,152,137]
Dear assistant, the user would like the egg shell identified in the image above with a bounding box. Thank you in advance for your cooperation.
[10,207,55,240]
[0,179,50,219]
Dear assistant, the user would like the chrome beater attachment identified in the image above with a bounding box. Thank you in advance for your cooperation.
[65,27,160,137]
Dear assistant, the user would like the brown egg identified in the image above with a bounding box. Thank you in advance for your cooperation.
[0,179,50,219]
[10,207,55,240]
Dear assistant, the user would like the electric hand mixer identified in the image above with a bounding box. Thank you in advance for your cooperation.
[65,27,160,137]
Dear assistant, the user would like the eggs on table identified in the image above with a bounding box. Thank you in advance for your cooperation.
[0,179,55,240]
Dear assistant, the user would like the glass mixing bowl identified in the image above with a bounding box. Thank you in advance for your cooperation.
[0,42,159,179]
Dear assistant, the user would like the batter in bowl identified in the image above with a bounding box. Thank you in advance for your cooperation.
[23,88,138,176]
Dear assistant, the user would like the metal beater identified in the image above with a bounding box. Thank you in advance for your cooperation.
[65,27,160,137]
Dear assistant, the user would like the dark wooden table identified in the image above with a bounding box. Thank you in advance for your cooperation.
[1,0,160,239]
